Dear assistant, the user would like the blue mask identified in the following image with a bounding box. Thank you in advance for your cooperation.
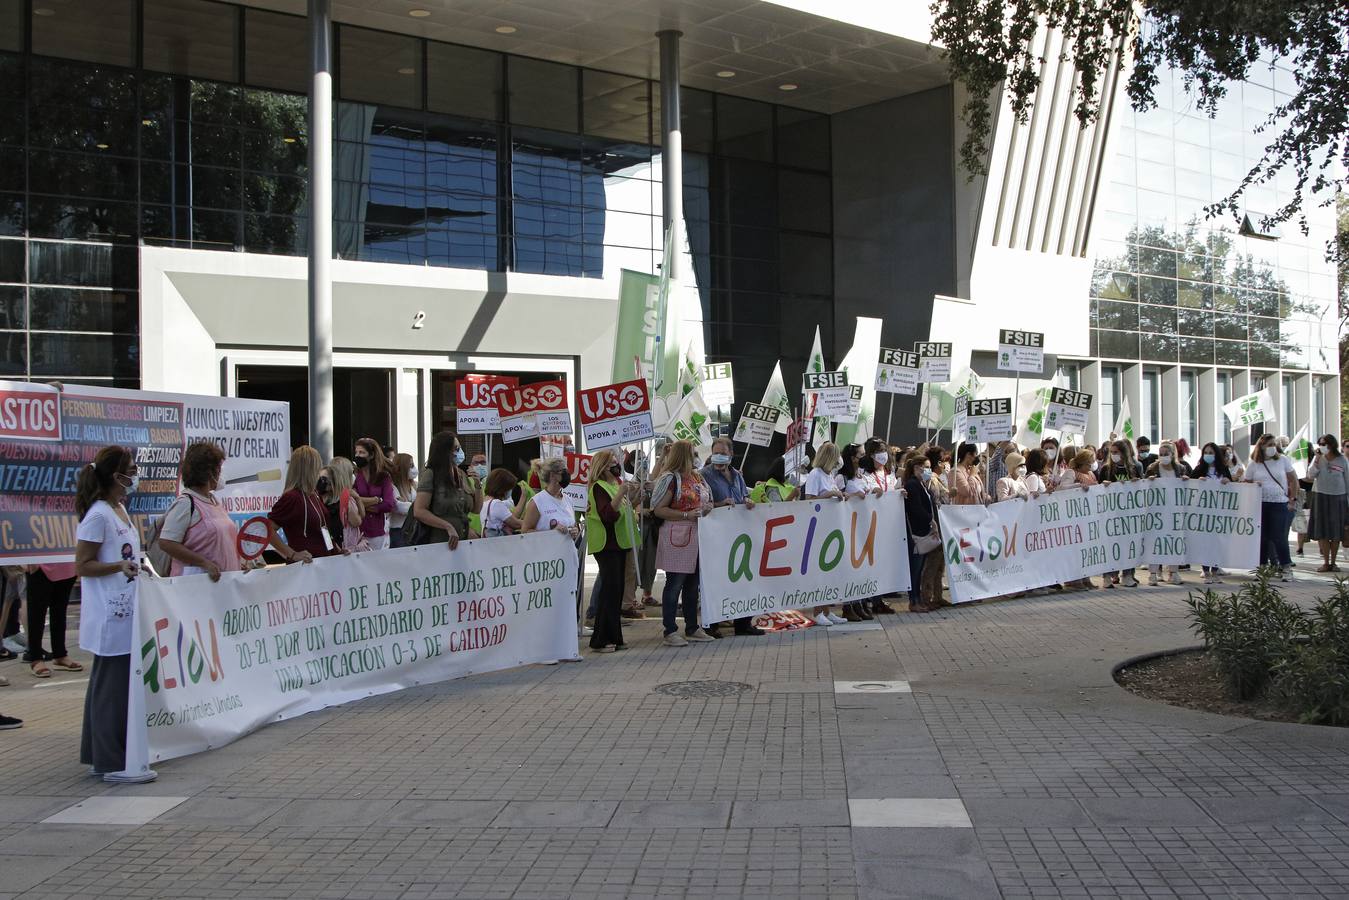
[1202,453,1215,465]
[919,469,932,482]
[453,448,465,466]
[710,453,731,466]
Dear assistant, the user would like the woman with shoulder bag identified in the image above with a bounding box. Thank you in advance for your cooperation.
[328,457,368,553]
[480,468,524,537]
[902,454,940,612]
[410,431,480,550]
[651,440,714,647]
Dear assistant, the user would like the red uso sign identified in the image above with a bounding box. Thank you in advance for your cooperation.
[456,374,520,409]
[497,380,567,416]
[562,451,592,510]
[0,385,62,441]
[577,378,654,452]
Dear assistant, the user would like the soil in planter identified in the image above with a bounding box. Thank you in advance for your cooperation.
[1115,649,1321,725]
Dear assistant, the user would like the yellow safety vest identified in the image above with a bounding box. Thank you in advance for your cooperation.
[585,479,636,554]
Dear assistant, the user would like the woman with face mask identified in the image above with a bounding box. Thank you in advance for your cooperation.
[268,446,334,563]
[328,457,368,552]
[411,430,480,550]
[1305,434,1348,572]
[651,440,715,645]
[352,438,395,550]
[994,451,1029,502]
[1243,433,1298,579]
[387,453,417,548]
[902,454,939,612]
[1145,441,1186,586]
[73,446,156,783]
[699,436,764,635]
[158,441,242,582]
[803,443,848,627]
[952,443,987,505]
[583,449,637,652]
[1192,442,1233,584]
[1223,444,1245,482]
[1099,440,1142,588]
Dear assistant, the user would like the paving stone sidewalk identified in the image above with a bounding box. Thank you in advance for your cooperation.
[0,563,1346,899]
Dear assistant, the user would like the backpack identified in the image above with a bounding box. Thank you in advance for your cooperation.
[146,493,195,577]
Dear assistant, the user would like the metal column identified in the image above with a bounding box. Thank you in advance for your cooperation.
[657,30,683,281]
[307,0,334,458]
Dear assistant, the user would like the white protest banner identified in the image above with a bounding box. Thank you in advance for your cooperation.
[497,380,571,444]
[1223,389,1277,429]
[832,385,864,424]
[0,381,289,564]
[578,378,655,451]
[876,349,920,396]
[700,363,735,409]
[455,374,519,435]
[127,532,580,763]
[562,452,591,510]
[697,495,910,626]
[915,342,953,383]
[996,329,1045,374]
[939,480,1261,603]
[1044,388,1093,436]
[964,398,1013,442]
[803,370,852,417]
[734,402,779,448]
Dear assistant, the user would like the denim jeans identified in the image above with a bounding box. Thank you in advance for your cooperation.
[662,568,700,636]
[1260,501,1292,568]
[907,547,926,604]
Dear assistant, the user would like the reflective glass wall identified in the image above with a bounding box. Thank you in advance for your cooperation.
[0,0,832,389]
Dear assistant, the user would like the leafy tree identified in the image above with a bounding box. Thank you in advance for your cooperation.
[931,1,1347,260]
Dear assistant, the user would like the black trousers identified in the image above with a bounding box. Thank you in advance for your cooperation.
[81,653,130,773]
[590,548,627,649]
[25,569,74,661]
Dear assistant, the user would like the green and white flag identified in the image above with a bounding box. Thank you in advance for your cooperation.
[613,269,678,389]
[665,385,713,450]
[760,361,791,434]
[919,367,983,433]
[834,317,884,448]
[1016,386,1055,446]
[1113,396,1135,442]
[1287,423,1313,477]
[805,326,831,446]
[1222,388,1277,430]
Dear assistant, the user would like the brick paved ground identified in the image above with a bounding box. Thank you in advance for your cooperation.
[0,560,1346,899]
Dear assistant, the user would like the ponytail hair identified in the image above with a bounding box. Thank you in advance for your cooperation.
[75,446,132,519]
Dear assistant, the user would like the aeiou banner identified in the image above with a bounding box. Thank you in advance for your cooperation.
[938,480,1262,603]
[124,532,579,766]
[697,495,911,627]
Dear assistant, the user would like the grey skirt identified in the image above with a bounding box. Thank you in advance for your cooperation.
[1307,491,1348,541]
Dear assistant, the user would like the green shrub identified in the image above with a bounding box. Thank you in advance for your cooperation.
[1270,581,1349,726]
[1185,566,1307,701]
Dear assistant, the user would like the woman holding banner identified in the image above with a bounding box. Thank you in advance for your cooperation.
[1192,443,1233,584]
[388,453,417,548]
[1245,433,1298,579]
[952,444,987,506]
[1145,441,1187,586]
[412,431,480,550]
[328,458,368,552]
[1100,440,1142,589]
[994,452,1029,501]
[72,446,155,783]
[352,439,395,551]
[652,440,716,646]
[804,443,849,627]
[700,435,764,636]
[585,449,636,652]
[268,446,335,563]
[159,441,242,580]
[750,457,799,504]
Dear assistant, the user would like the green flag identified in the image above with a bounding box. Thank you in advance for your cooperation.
[1113,396,1135,441]
[612,269,679,391]
[1287,423,1312,476]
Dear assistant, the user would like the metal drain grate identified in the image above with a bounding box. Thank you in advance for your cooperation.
[652,680,753,698]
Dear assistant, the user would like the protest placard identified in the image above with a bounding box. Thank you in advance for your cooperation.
[876,349,920,396]
[964,398,1013,442]
[578,378,654,451]
[562,451,592,510]
[1044,388,1093,435]
[455,374,520,435]
[700,363,735,409]
[803,371,852,417]
[733,402,779,448]
[996,329,1045,374]
[915,342,953,383]
[497,380,571,443]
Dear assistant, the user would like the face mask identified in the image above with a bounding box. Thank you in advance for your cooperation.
[1159,455,1172,465]
[1227,453,1237,463]
[453,448,465,466]
[1090,461,1099,473]
[608,465,622,477]
[710,453,731,466]
[1317,445,1326,454]
[1044,447,1057,461]
[1264,446,1278,459]
[316,476,331,494]
[874,452,889,466]
[1202,453,1215,465]
[1110,453,1121,464]
[117,472,139,493]
[408,466,419,483]
[472,464,488,480]
[1015,465,1027,477]
[354,455,369,468]
[558,471,571,488]
[919,468,932,482]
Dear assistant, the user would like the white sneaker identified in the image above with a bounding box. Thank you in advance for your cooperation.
[1122,575,1139,588]
[1148,573,1160,587]
[826,613,848,625]
[813,613,833,627]
[662,632,689,647]
[2,634,25,653]
[1168,572,1183,585]
[1280,569,1292,583]
[103,769,157,785]
[1202,573,1214,585]
[686,629,715,643]
[579,626,594,637]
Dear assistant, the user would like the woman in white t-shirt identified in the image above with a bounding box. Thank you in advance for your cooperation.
[1243,433,1299,579]
[73,446,156,784]
[803,443,847,627]
[480,468,525,537]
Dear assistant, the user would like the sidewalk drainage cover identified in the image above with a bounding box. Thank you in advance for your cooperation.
[653,681,754,698]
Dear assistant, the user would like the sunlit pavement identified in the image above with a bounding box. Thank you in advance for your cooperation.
[0,558,1346,899]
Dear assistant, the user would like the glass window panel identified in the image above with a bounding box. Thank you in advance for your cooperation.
[244,213,306,255]
[0,237,22,282]
[1098,330,1139,360]
[1092,271,1135,300]
[1097,300,1138,330]
[1215,340,1247,367]
[679,88,714,153]
[1247,290,1278,318]
[1139,276,1177,306]
[778,233,831,297]
[583,70,648,144]
[1213,312,1246,340]
[1136,245,1176,277]
[339,27,422,110]
[29,287,136,332]
[778,169,830,233]
[1141,333,1177,363]
[718,158,776,225]
[26,197,133,240]
[0,285,23,328]
[245,9,308,94]
[191,165,242,210]
[29,332,137,377]
[717,95,773,161]
[29,241,135,287]
[0,0,20,52]
[514,236,583,276]
[1177,307,1211,336]
[0,331,24,375]
[1139,304,1176,333]
[776,106,829,171]
[143,0,238,82]
[243,172,306,215]
[32,0,135,67]
[427,42,501,122]
[509,57,577,133]
[582,136,652,179]
[718,225,777,261]
[427,227,494,270]
[1176,281,1210,309]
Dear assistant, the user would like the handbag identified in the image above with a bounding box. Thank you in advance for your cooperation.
[911,528,941,555]
[655,518,699,574]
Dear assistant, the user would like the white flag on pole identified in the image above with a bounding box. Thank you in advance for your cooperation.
[760,361,792,434]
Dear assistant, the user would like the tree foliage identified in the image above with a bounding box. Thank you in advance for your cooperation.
[930,1,1348,260]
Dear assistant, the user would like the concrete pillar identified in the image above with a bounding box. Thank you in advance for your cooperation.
[307,0,334,459]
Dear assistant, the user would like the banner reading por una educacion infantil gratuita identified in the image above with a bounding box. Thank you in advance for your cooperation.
[125,532,578,764]
[938,480,1261,603]
[697,495,910,627]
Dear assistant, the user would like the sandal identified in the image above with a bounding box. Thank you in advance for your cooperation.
[52,658,83,672]
[31,663,51,679]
